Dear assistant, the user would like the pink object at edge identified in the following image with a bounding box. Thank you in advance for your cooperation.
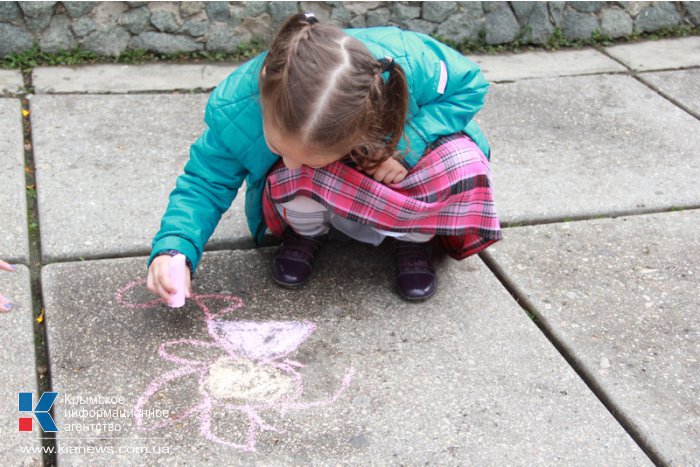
[167,254,187,308]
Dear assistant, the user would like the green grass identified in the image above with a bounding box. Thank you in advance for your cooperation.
[0,38,268,70]
[434,24,700,55]
[1,44,98,69]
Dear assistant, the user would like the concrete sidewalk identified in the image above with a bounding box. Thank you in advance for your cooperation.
[1,36,699,465]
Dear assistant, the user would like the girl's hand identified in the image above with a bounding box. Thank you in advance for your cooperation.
[0,259,14,272]
[0,259,15,312]
[147,255,192,303]
[362,156,409,184]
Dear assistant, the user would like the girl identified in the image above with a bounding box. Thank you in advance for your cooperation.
[147,12,501,302]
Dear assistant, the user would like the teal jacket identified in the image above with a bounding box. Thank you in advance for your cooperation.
[149,27,491,272]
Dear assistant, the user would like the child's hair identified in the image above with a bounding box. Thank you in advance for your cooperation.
[259,12,409,169]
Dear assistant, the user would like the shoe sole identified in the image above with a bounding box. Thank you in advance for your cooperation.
[396,287,437,302]
[272,276,311,289]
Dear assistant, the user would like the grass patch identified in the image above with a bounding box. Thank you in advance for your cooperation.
[433,24,700,55]
[0,38,268,70]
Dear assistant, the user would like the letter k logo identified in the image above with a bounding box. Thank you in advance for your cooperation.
[18,392,58,432]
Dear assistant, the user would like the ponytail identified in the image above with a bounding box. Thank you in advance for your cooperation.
[261,13,320,132]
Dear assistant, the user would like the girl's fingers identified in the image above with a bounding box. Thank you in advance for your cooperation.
[373,167,389,182]
[154,272,175,302]
[146,261,173,302]
[158,265,176,296]
[385,168,401,184]
[0,260,15,272]
[185,271,191,298]
[146,269,156,293]
[359,156,407,184]
[395,168,408,183]
[154,283,170,302]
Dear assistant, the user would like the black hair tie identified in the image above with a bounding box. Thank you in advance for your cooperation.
[378,56,395,73]
[303,12,319,24]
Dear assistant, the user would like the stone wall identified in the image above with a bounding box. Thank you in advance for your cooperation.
[1,1,699,57]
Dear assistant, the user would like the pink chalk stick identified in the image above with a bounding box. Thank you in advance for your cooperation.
[167,254,187,308]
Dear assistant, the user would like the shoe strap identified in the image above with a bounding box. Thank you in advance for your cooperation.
[278,231,323,261]
[394,243,435,273]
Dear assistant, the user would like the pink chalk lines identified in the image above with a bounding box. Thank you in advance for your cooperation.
[116,279,354,452]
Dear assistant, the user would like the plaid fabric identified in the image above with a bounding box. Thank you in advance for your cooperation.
[262,133,502,260]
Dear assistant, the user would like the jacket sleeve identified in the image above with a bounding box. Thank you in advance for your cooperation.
[148,104,247,273]
[399,31,489,167]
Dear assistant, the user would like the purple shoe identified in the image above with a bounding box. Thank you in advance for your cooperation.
[393,240,437,301]
[271,229,324,288]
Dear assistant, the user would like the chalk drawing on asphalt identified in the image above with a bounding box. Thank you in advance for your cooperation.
[116,278,354,451]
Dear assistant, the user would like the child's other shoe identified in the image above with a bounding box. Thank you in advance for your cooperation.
[271,228,324,288]
[393,240,437,301]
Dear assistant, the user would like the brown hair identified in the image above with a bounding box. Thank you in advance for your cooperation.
[259,12,409,169]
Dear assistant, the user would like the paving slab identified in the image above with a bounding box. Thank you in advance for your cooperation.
[474,74,700,225]
[484,210,700,464]
[42,245,649,465]
[0,98,29,264]
[472,48,626,82]
[638,68,700,118]
[0,70,24,95]
[605,37,700,71]
[32,64,238,94]
[0,265,41,466]
[30,94,250,262]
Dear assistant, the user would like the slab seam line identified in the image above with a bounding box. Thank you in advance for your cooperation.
[478,249,666,467]
[20,69,58,467]
[595,45,700,122]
